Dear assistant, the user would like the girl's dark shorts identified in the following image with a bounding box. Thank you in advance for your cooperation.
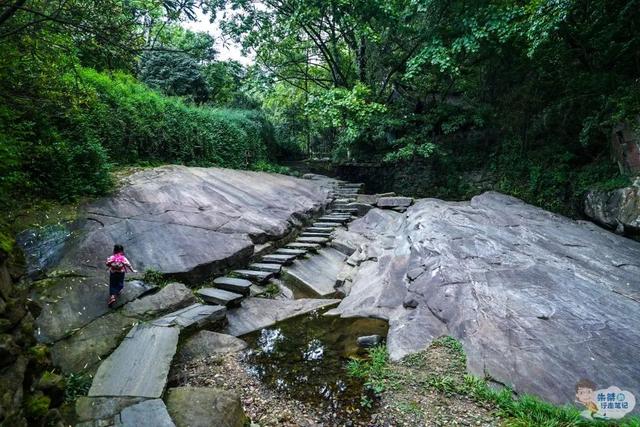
[109,272,125,295]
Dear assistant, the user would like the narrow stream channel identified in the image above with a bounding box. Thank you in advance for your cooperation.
[240,308,389,424]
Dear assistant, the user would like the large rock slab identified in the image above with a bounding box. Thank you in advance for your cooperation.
[89,324,180,398]
[53,166,330,283]
[175,331,247,364]
[166,387,247,427]
[50,312,137,373]
[223,297,340,337]
[334,192,640,410]
[34,277,155,343]
[152,304,226,330]
[122,282,195,318]
[281,247,346,297]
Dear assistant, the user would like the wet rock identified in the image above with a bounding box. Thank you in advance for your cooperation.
[165,387,247,427]
[223,298,340,337]
[175,331,247,364]
[50,312,137,373]
[35,372,65,405]
[122,282,194,318]
[0,356,27,422]
[357,335,382,348]
[0,334,20,366]
[335,192,640,409]
[89,324,180,399]
[16,223,71,279]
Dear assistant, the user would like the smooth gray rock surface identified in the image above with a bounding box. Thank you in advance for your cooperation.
[175,331,247,363]
[34,277,155,343]
[166,387,247,427]
[75,397,146,423]
[89,324,180,398]
[152,303,226,330]
[281,247,346,297]
[115,399,175,427]
[122,282,195,318]
[196,288,243,307]
[50,312,137,373]
[223,297,340,337]
[213,276,252,295]
[334,192,640,409]
[53,166,330,282]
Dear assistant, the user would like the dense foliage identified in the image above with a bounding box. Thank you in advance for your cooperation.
[212,0,640,215]
[0,0,276,218]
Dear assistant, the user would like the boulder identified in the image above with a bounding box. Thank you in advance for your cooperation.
[122,283,195,318]
[166,387,247,427]
[115,399,175,427]
[334,192,640,410]
[49,166,330,283]
[584,178,640,235]
[175,331,247,364]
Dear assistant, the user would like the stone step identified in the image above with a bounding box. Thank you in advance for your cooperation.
[197,288,243,307]
[213,277,252,296]
[261,253,297,265]
[232,269,274,283]
[318,216,348,223]
[281,247,347,297]
[334,198,356,203]
[297,237,329,244]
[275,248,307,256]
[152,304,227,330]
[286,242,321,251]
[305,227,334,233]
[333,208,358,213]
[313,222,340,228]
[249,263,282,273]
[88,324,180,398]
[300,232,332,238]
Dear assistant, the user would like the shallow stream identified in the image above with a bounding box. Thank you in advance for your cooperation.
[240,309,388,423]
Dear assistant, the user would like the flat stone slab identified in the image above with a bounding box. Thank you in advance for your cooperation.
[89,324,180,398]
[248,263,282,273]
[166,387,247,427]
[35,277,156,343]
[152,303,226,330]
[196,288,243,307]
[175,331,247,364]
[300,232,332,237]
[115,399,175,427]
[122,282,196,318]
[212,277,252,296]
[296,237,329,244]
[76,396,147,423]
[281,247,346,297]
[231,269,274,283]
[275,248,306,256]
[305,227,334,233]
[223,297,340,337]
[261,254,296,265]
[376,196,413,208]
[313,222,340,227]
[286,242,320,251]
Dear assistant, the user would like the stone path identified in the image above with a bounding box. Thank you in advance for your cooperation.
[79,176,367,426]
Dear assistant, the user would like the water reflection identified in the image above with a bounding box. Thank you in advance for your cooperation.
[241,309,388,422]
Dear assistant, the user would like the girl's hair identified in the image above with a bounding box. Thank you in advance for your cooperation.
[113,244,124,254]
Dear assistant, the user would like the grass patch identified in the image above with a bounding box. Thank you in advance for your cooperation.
[63,372,92,404]
[347,344,389,406]
[142,268,168,287]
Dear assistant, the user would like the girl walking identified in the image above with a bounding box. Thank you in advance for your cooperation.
[106,244,136,307]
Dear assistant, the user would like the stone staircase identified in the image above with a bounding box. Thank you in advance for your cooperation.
[80,177,365,426]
